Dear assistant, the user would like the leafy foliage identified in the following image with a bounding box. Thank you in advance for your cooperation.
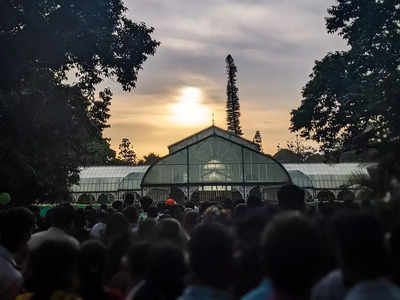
[0,0,159,204]
[253,130,263,152]
[290,0,400,155]
[137,152,161,166]
[226,54,243,136]
[118,138,137,165]
[275,136,321,163]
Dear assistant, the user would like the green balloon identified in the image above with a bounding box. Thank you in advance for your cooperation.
[0,193,11,205]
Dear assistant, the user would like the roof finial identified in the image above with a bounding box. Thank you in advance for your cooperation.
[212,112,215,126]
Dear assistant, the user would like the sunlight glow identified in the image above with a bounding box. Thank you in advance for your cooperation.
[170,87,210,126]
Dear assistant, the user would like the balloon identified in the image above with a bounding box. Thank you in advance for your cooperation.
[0,193,11,205]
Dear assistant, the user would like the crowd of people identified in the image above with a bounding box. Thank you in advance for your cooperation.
[1,184,400,300]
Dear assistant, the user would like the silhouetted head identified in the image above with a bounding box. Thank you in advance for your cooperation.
[247,195,262,209]
[123,206,138,225]
[147,205,158,218]
[138,218,157,241]
[183,211,199,235]
[140,196,153,212]
[30,239,79,297]
[112,200,123,211]
[189,223,234,289]
[105,213,130,244]
[261,212,324,298]
[134,243,187,300]
[156,218,188,250]
[128,242,151,281]
[332,211,388,286]
[233,203,247,220]
[0,207,35,253]
[51,204,76,231]
[277,184,305,211]
[79,240,107,288]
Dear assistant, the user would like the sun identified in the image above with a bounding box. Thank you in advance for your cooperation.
[170,87,210,126]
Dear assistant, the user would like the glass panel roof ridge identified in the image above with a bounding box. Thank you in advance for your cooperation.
[283,163,370,173]
[71,166,150,193]
[78,166,149,179]
[168,125,260,154]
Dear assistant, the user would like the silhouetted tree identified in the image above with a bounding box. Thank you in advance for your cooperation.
[118,138,136,165]
[0,0,159,204]
[253,130,263,152]
[226,54,243,136]
[290,0,400,157]
[274,136,320,163]
[137,152,161,166]
[273,149,301,163]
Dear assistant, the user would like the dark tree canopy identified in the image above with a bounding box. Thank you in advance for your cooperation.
[137,152,161,166]
[253,130,263,152]
[226,54,243,136]
[290,0,400,156]
[0,0,159,204]
[118,138,137,165]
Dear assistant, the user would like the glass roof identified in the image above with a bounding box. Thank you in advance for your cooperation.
[142,135,291,186]
[287,170,314,189]
[168,126,259,154]
[69,163,372,194]
[283,163,370,189]
[71,166,149,193]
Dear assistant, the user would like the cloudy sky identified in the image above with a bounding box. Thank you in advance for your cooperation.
[103,0,346,158]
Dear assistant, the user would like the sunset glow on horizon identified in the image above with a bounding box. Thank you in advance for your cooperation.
[104,0,346,158]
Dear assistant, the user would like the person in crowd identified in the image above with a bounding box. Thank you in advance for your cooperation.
[233,203,247,220]
[312,270,346,300]
[138,217,157,241]
[139,196,153,214]
[28,204,79,251]
[103,213,132,284]
[277,184,306,212]
[182,210,199,236]
[243,211,325,300]
[74,208,90,242]
[201,205,232,225]
[126,242,151,300]
[103,212,130,246]
[79,240,123,300]
[123,206,139,232]
[390,222,400,286]
[155,218,189,251]
[147,205,159,219]
[0,207,35,300]
[132,243,187,300]
[333,212,400,300]
[234,210,273,298]
[112,201,123,211]
[179,222,234,300]
[246,195,263,210]
[90,209,108,239]
[17,239,81,300]
[170,204,185,223]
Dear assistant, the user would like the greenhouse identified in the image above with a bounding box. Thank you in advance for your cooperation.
[283,163,372,201]
[71,126,292,203]
[141,126,292,202]
[70,166,149,203]
[70,126,373,203]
